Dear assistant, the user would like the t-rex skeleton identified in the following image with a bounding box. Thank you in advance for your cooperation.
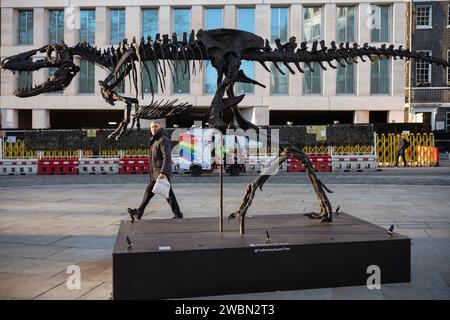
[2,28,448,228]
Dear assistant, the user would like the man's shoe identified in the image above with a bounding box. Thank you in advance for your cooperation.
[128,208,142,222]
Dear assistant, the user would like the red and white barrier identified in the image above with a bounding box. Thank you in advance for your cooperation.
[119,158,149,174]
[38,158,79,175]
[331,155,377,172]
[309,155,332,172]
[0,159,38,175]
[287,154,332,172]
[79,158,119,174]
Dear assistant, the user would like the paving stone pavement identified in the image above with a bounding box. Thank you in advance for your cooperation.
[0,174,449,299]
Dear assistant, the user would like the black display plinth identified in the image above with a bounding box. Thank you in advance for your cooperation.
[112,213,410,300]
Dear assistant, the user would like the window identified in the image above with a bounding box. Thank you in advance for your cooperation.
[270,64,288,95]
[205,8,223,30]
[18,10,33,45]
[416,6,432,28]
[336,61,355,94]
[110,9,125,44]
[173,8,190,35]
[173,8,191,94]
[79,60,95,94]
[142,9,158,40]
[18,71,32,90]
[337,7,355,43]
[237,8,255,94]
[237,8,255,33]
[271,7,288,43]
[370,5,390,42]
[303,62,321,94]
[204,8,223,95]
[416,51,431,87]
[446,112,450,132]
[303,7,321,42]
[142,62,158,94]
[48,9,64,43]
[448,5,450,27]
[80,9,95,43]
[370,58,390,94]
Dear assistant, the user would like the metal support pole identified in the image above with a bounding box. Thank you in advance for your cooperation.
[240,216,245,235]
[220,159,224,232]
[219,131,224,232]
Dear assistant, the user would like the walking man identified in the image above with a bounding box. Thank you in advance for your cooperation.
[395,133,409,167]
[128,121,183,221]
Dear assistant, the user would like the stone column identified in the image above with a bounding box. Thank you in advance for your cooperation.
[255,4,271,97]
[125,6,141,41]
[95,7,108,96]
[1,8,14,47]
[32,109,50,128]
[358,3,371,97]
[353,110,369,123]
[388,110,404,123]
[190,5,203,96]
[34,8,47,47]
[139,118,166,129]
[323,3,337,97]
[223,5,236,28]
[64,6,79,46]
[159,6,172,96]
[290,4,302,96]
[392,2,407,97]
[1,72,14,96]
[1,109,19,129]
[96,7,108,47]
[241,106,270,126]
[69,57,80,95]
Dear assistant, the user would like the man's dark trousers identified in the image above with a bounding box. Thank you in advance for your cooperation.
[395,149,408,167]
[138,178,182,216]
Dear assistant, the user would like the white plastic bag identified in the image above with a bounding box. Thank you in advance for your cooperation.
[152,176,171,198]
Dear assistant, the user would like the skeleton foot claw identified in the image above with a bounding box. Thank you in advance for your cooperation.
[303,212,322,219]
[227,212,238,222]
[335,206,340,215]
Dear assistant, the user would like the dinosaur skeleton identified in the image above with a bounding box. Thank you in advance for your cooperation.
[1,28,448,227]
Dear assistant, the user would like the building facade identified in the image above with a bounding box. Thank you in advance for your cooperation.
[1,0,411,129]
[409,0,450,132]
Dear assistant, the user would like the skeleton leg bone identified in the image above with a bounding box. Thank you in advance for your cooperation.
[229,148,335,231]
[227,153,290,230]
[107,97,137,140]
[209,53,243,130]
[291,149,333,222]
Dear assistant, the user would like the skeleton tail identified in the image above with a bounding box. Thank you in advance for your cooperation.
[245,39,450,73]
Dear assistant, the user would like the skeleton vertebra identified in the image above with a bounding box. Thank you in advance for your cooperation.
[1,28,448,227]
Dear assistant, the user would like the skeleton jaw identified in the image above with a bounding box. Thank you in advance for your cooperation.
[1,44,79,98]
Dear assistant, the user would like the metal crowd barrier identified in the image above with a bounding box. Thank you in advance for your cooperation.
[376,133,437,167]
